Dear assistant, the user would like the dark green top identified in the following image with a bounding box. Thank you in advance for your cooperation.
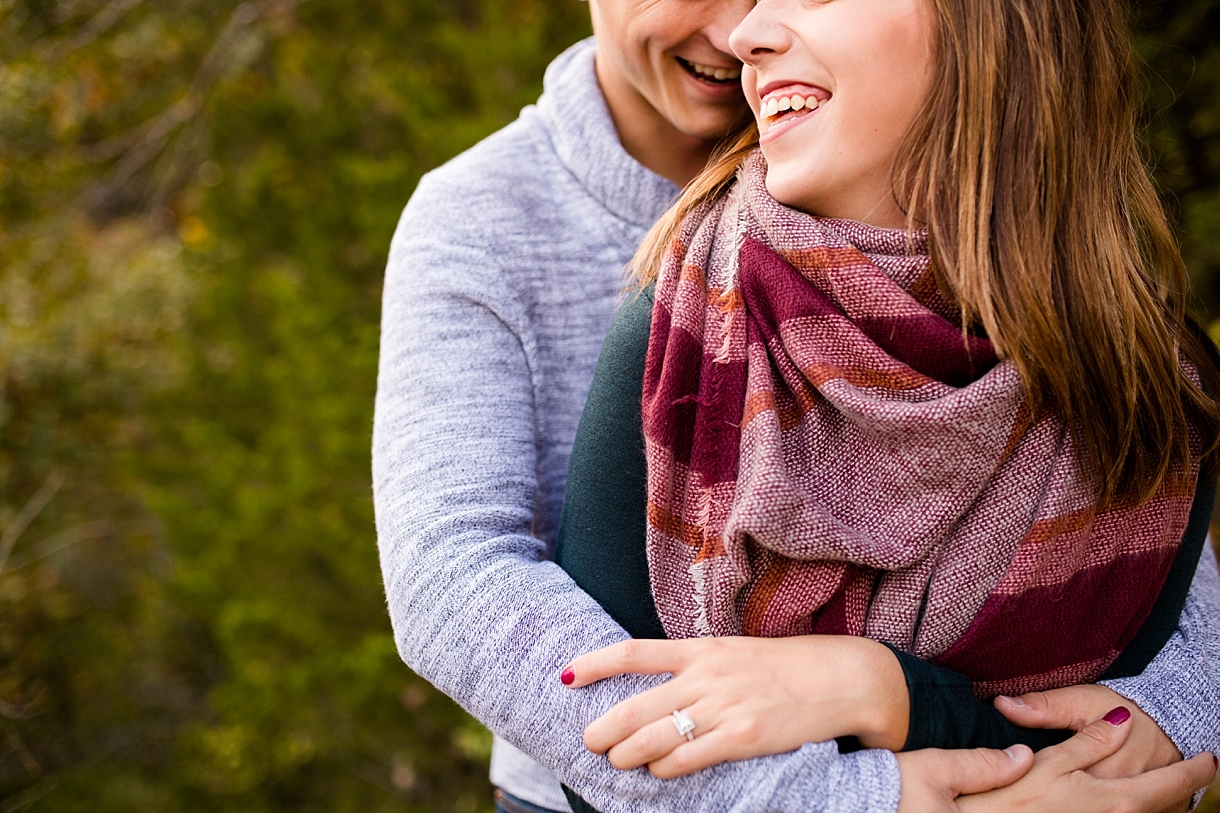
[555,285,1213,813]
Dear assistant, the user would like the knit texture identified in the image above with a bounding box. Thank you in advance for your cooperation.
[374,37,1220,811]
[644,153,1198,697]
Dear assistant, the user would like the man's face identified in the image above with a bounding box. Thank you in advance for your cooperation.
[589,0,754,143]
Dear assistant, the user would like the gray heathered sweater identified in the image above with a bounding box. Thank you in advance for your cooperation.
[373,38,1220,812]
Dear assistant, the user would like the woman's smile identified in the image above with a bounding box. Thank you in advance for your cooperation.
[729,0,934,227]
[755,82,831,145]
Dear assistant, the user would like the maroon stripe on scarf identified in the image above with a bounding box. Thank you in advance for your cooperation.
[686,352,749,485]
[932,547,1177,694]
[644,301,749,482]
[739,238,997,387]
[642,298,701,469]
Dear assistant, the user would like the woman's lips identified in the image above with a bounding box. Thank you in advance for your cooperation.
[755,82,831,142]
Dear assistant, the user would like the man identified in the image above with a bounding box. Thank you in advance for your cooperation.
[373,1,1220,810]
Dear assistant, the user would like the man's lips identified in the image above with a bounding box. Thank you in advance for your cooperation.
[676,56,742,84]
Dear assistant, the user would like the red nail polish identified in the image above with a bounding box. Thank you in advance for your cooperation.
[1102,706,1130,726]
[561,667,575,686]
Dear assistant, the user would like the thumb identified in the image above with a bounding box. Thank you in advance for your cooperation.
[930,744,1035,796]
[995,688,1091,731]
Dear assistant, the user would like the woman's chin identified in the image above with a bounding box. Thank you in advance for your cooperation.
[763,169,823,216]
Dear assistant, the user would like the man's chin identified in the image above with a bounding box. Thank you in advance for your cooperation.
[671,110,751,145]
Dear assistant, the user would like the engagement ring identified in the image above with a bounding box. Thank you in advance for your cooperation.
[671,709,696,742]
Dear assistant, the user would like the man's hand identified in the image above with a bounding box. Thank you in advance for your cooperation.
[895,744,1034,812]
[958,707,1216,813]
[996,685,1181,778]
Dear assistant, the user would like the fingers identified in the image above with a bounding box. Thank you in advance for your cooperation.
[645,725,759,779]
[1040,706,1134,774]
[994,684,1106,731]
[601,706,690,770]
[1119,752,1218,812]
[935,745,1035,795]
[583,679,694,754]
[602,700,776,779]
[562,639,697,689]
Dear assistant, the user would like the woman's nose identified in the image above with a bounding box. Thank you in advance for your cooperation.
[728,0,790,64]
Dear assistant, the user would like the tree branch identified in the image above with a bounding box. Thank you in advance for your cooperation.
[0,473,65,577]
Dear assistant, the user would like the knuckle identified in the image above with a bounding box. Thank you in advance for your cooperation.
[612,703,644,732]
[667,749,697,775]
[959,748,1002,780]
[616,639,644,667]
[635,727,665,754]
[739,717,766,745]
[977,748,1004,772]
[730,717,766,747]
[1022,691,1051,712]
[1171,765,1202,797]
[607,746,636,770]
[649,759,679,779]
[583,729,601,752]
[1078,721,1116,748]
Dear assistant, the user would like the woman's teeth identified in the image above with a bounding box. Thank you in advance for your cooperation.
[762,94,820,119]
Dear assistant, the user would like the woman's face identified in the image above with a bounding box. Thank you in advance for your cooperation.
[729,0,935,228]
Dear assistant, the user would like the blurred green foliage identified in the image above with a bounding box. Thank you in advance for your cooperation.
[0,0,1216,810]
[0,0,589,809]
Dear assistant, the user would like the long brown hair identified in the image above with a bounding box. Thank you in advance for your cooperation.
[632,0,1220,506]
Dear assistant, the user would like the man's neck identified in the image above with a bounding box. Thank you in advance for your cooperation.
[595,57,716,189]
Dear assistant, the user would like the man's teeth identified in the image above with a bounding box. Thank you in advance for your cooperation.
[688,61,742,81]
[762,94,820,118]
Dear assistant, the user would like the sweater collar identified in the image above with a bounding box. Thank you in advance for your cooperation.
[536,39,680,231]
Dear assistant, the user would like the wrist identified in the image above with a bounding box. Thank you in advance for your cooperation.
[850,638,910,750]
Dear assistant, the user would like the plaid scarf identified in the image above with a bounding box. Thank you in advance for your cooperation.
[642,152,1198,697]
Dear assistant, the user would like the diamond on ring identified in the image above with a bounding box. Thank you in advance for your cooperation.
[672,709,696,742]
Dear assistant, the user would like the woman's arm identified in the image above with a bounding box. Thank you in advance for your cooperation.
[373,186,906,813]
[558,283,1220,778]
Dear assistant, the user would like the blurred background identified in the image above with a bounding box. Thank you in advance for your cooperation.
[0,0,1217,811]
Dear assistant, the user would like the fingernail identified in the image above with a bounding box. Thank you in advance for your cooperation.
[999,695,1026,707]
[560,667,575,686]
[1003,746,1023,760]
[1102,706,1131,726]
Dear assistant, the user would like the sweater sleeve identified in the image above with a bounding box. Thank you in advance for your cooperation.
[1101,541,1220,764]
[373,189,902,813]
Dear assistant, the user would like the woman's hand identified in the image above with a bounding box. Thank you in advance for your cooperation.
[995,685,1182,779]
[560,635,908,778]
[956,707,1217,813]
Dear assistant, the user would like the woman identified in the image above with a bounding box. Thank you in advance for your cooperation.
[554,0,1220,808]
